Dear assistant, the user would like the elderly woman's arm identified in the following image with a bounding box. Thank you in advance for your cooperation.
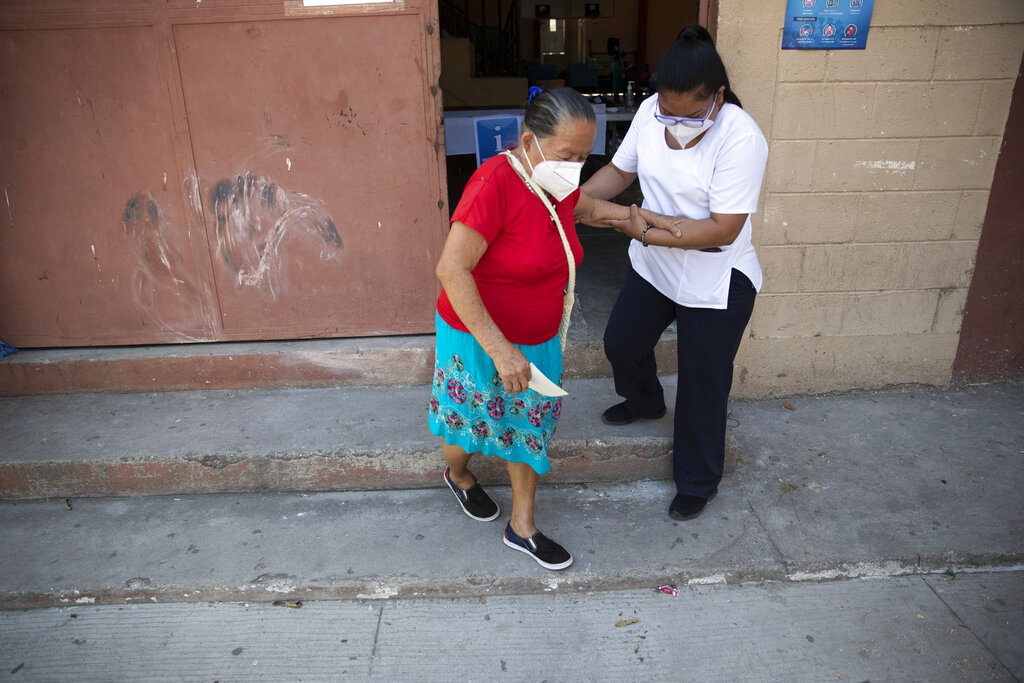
[574,191,628,227]
[576,163,683,235]
[435,222,532,394]
[574,162,638,228]
[575,192,683,236]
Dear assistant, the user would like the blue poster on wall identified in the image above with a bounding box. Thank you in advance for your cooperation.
[782,0,874,50]
[473,115,522,167]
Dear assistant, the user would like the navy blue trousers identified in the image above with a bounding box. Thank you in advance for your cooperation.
[603,265,756,497]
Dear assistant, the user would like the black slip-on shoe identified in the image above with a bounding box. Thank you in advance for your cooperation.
[443,466,500,521]
[600,401,667,426]
[503,522,573,570]
[668,490,718,521]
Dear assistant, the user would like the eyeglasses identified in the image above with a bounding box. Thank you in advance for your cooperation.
[653,95,716,128]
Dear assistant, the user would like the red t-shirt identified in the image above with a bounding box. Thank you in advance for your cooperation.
[437,154,583,345]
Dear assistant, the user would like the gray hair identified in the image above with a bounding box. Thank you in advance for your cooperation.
[523,86,595,139]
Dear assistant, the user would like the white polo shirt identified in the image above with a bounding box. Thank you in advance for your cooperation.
[612,97,768,309]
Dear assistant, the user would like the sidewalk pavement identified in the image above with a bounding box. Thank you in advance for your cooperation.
[0,381,1021,679]
[2,572,1021,681]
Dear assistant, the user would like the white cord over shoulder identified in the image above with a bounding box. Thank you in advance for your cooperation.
[501,150,575,351]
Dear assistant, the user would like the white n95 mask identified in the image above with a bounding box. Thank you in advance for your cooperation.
[524,136,583,202]
[667,117,715,147]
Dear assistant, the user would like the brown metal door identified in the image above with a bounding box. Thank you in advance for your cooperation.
[0,0,447,347]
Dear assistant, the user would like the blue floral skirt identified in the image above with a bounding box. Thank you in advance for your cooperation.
[428,312,564,475]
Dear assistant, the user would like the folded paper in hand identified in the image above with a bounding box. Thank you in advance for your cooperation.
[528,363,568,397]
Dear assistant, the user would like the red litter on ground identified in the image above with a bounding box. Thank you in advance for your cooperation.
[658,585,679,596]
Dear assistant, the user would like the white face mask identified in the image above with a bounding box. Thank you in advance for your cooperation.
[658,93,719,147]
[524,135,583,202]
[667,116,715,147]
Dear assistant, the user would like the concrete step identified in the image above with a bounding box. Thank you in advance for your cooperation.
[0,376,676,499]
[0,336,440,397]
[2,380,1022,504]
[0,334,677,397]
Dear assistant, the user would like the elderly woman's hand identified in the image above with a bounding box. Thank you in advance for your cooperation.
[607,204,647,241]
[491,341,532,395]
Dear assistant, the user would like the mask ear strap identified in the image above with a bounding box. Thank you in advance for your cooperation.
[521,130,542,173]
[534,136,548,163]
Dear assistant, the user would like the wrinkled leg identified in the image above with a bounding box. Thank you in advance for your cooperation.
[443,442,476,490]
[506,460,539,537]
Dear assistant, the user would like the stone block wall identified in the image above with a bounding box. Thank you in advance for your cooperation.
[715,0,1024,397]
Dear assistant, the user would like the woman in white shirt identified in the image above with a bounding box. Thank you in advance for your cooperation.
[582,25,768,521]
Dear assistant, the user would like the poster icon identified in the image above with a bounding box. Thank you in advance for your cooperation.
[823,23,837,37]
[802,0,814,7]
[473,115,521,167]
[799,23,814,37]
[844,24,857,37]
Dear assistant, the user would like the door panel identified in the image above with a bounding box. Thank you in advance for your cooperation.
[176,14,443,338]
[0,25,219,345]
[0,2,446,346]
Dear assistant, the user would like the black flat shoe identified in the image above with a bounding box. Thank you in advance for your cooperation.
[600,401,667,426]
[668,490,718,520]
[444,467,500,521]
[503,522,573,571]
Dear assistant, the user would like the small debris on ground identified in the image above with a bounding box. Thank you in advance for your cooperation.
[615,618,639,627]
[783,401,797,411]
[272,600,303,608]
[657,585,678,597]
[64,499,72,511]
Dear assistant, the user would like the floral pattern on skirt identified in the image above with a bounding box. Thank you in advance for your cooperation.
[428,312,564,475]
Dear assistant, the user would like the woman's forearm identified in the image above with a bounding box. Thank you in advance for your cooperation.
[575,191,631,227]
[580,163,637,201]
[639,209,746,249]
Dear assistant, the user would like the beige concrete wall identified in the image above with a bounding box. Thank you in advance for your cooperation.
[715,0,1024,398]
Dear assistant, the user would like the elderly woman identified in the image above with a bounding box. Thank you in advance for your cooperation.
[430,87,628,570]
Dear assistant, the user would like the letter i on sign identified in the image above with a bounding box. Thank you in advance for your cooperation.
[474,114,521,166]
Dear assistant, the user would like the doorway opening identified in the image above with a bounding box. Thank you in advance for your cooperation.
[437,0,702,342]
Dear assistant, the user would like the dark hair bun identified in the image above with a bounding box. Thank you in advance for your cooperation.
[676,24,714,45]
[659,24,742,108]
